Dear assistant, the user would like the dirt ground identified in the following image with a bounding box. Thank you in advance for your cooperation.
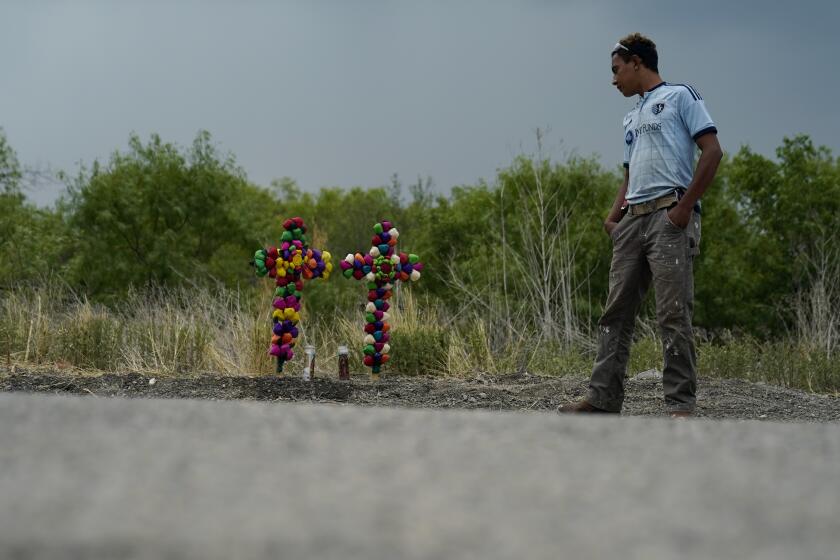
[2,366,838,422]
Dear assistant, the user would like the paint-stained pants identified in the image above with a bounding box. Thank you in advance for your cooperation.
[586,207,701,413]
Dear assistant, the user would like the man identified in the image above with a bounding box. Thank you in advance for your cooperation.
[560,33,722,418]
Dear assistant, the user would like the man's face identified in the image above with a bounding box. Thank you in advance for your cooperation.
[611,54,637,97]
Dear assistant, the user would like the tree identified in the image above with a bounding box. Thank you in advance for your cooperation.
[64,131,260,297]
[689,135,840,335]
[421,151,616,343]
[0,128,22,196]
[0,129,66,287]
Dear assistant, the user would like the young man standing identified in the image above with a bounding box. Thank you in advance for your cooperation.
[561,33,722,418]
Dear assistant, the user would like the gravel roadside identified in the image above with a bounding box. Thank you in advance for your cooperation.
[2,368,838,422]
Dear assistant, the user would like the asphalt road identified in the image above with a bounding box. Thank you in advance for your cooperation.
[1,393,838,560]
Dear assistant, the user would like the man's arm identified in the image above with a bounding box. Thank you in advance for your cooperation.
[604,167,630,236]
[667,133,723,228]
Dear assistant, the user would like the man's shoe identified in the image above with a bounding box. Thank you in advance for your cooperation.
[558,400,617,414]
[669,410,693,420]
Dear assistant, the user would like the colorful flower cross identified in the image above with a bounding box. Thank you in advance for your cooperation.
[253,217,332,373]
[338,220,423,376]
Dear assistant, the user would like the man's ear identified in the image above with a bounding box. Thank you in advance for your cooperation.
[631,55,642,69]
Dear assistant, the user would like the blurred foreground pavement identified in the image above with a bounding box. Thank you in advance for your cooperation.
[1,393,838,560]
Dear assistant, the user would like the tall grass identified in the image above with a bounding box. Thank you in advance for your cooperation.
[439,132,595,377]
[0,282,274,376]
[0,281,591,378]
[292,290,591,378]
[2,280,839,392]
[794,239,840,362]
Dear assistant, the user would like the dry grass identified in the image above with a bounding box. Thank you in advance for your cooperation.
[2,282,839,392]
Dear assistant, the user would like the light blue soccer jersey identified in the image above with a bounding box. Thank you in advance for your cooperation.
[623,82,716,204]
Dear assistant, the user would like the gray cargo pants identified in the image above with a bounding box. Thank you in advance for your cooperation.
[586,206,701,413]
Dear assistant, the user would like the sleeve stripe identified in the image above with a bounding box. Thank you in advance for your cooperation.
[673,83,700,101]
[693,126,718,141]
[623,162,630,169]
[687,84,702,100]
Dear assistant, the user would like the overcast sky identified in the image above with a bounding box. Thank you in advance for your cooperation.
[3,0,839,206]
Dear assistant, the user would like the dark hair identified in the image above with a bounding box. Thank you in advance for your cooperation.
[612,33,658,73]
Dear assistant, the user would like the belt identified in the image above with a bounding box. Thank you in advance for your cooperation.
[628,193,679,216]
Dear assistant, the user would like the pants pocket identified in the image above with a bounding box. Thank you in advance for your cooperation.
[663,209,685,231]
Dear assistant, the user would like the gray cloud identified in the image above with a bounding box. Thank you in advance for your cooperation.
[2,0,837,206]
